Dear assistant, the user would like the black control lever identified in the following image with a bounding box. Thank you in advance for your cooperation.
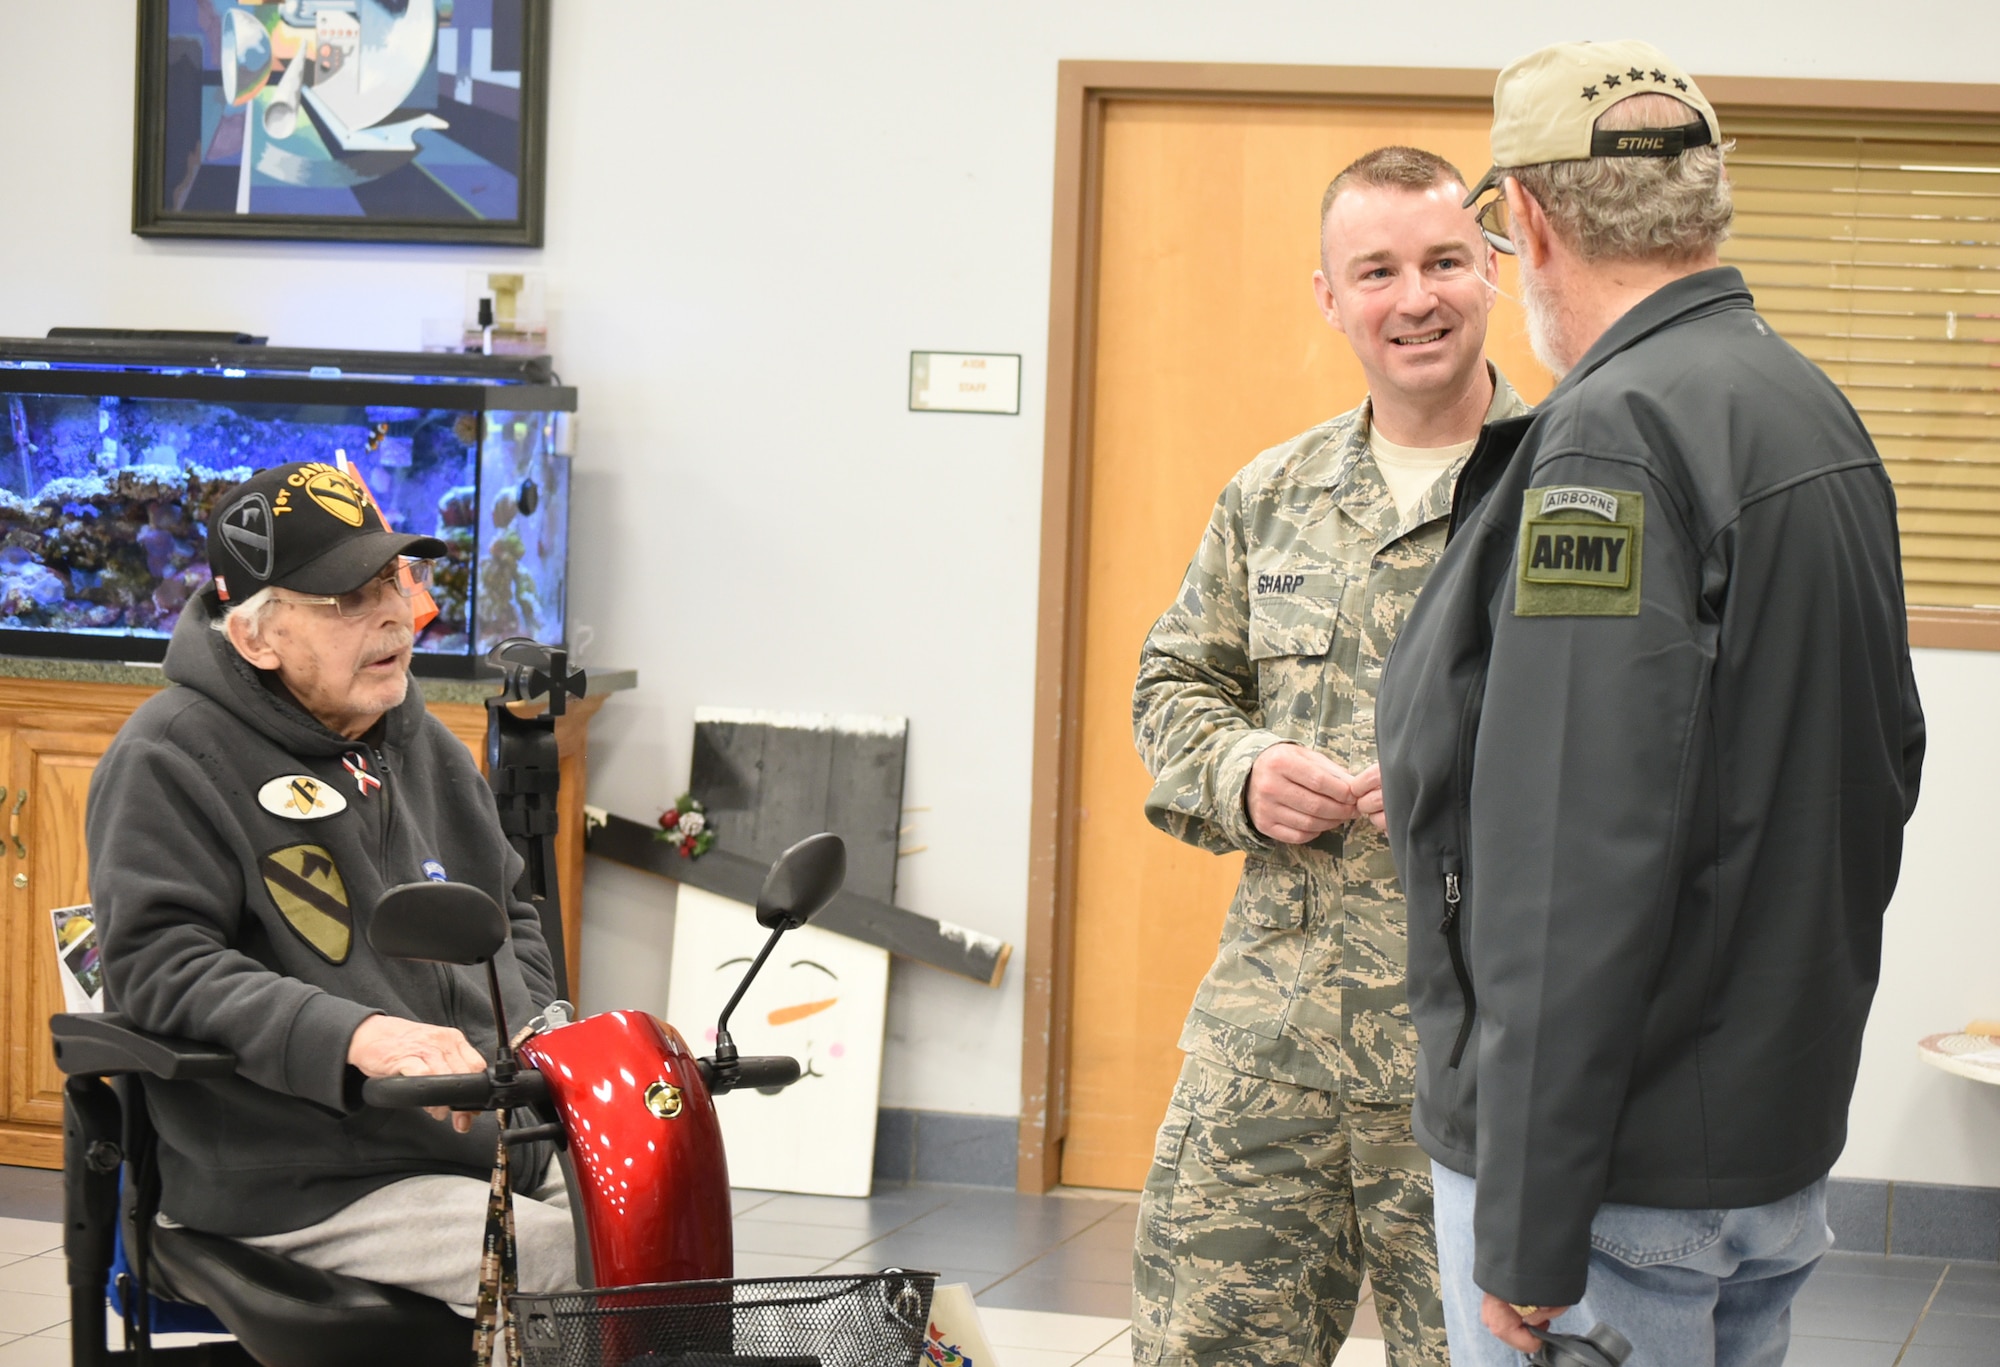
[1528,1323,1632,1367]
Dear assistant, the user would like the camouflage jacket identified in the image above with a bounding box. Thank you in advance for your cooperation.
[1134,370,1530,1102]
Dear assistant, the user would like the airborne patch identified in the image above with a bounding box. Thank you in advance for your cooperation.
[256,774,348,821]
[260,844,353,963]
[1516,486,1644,617]
[1537,486,1619,521]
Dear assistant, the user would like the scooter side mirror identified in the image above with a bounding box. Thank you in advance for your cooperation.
[369,881,508,966]
[706,833,848,1094]
[755,832,846,931]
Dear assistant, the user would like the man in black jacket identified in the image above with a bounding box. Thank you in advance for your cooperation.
[87,461,577,1311]
[1376,40,1925,1367]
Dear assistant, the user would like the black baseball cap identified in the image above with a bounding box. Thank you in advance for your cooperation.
[207,462,447,603]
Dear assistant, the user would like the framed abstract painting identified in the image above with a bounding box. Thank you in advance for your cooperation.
[132,0,549,245]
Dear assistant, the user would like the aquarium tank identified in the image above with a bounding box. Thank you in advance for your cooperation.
[0,336,575,677]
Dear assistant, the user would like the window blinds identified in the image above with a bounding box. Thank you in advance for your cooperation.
[1721,117,2000,609]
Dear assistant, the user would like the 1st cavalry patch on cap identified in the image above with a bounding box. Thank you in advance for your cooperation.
[261,844,353,963]
[1516,486,1644,617]
[302,465,368,527]
[256,774,348,821]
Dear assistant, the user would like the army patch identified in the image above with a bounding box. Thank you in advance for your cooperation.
[1515,486,1643,617]
[260,844,352,963]
[256,774,348,821]
[1523,521,1633,586]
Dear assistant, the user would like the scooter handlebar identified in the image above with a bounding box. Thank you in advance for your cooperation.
[359,1068,549,1112]
[698,1055,802,1093]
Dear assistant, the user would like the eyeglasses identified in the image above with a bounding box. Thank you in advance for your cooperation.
[1474,190,1516,257]
[276,559,434,617]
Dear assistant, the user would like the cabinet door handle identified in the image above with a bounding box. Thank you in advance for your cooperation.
[10,789,25,860]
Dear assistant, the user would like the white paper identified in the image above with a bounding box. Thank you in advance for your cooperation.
[666,886,889,1197]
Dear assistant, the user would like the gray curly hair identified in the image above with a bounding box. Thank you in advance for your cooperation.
[212,586,284,644]
[1506,93,1733,262]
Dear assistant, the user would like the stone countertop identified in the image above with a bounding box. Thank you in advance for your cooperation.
[0,655,637,706]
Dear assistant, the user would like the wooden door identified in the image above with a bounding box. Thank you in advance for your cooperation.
[6,729,110,1142]
[1060,100,1553,1189]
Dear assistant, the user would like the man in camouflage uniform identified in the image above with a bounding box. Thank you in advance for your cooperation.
[1131,146,1531,1367]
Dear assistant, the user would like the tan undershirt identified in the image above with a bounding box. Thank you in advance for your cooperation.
[1368,426,1477,520]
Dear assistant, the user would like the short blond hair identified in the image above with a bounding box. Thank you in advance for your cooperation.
[1319,146,1471,271]
[1506,93,1733,262]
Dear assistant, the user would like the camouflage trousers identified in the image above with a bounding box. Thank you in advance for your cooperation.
[1132,1054,1449,1367]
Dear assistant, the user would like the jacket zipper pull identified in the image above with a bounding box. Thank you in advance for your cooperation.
[1441,871,1461,932]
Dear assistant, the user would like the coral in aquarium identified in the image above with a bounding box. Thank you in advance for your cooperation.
[419,483,480,655]
[477,525,540,640]
[0,465,244,635]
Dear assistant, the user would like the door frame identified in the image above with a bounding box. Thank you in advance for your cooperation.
[1016,59,2000,1192]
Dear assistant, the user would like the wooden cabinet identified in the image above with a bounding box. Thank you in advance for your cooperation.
[0,681,158,1167]
[9,728,115,1143]
[0,675,614,1169]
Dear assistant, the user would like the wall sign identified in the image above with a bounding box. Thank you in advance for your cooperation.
[909,352,1022,415]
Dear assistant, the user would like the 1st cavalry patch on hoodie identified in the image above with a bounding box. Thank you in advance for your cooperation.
[260,844,352,963]
[1515,485,1644,617]
[257,774,348,820]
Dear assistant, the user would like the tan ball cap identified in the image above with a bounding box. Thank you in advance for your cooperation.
[1465,39,1720,205]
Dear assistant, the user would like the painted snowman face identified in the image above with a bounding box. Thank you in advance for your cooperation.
[708,956,848,1082]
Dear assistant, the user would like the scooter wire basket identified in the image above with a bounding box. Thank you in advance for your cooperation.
[515,1270,938,1367]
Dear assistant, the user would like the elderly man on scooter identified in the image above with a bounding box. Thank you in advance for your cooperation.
[86,461,580,1312]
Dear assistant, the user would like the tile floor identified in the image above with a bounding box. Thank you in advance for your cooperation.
[0,1167,1989,1364]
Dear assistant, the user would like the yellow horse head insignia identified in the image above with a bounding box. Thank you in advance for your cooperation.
[257,774,348,820]
[302,465,368,527]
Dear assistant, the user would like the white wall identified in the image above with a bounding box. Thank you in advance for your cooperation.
[1842,649,2000,1187]
[4,2,1998,1182]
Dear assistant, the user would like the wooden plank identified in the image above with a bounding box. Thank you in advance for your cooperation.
[584,811,1010,988]
[689,710,907,906]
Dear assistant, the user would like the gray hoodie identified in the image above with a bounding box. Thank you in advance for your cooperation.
[87,586,558,1236]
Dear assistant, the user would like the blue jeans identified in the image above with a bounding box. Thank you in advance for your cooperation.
[1431,1163,1832,1367]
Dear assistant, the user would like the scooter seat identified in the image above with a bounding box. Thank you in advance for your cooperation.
[150,1223,472,1367]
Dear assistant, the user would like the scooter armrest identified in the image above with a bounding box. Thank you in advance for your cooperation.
[50,1013,238,1080]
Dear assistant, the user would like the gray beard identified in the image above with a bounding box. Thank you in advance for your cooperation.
[1520,262,1574,380]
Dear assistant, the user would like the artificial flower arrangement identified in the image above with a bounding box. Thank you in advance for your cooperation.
[655,792,714,858]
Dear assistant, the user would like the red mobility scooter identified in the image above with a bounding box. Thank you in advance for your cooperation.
[52,832,934,1366]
